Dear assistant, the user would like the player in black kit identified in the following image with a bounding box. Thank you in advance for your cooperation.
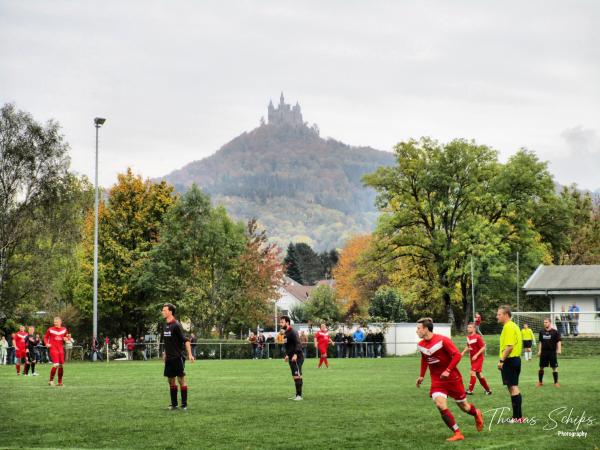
[279,315,304,401]
[536,318,561,388]
[24,326,40,376]
[161,303,195,410]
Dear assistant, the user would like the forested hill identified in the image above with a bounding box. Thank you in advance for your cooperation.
[159,121,395,250]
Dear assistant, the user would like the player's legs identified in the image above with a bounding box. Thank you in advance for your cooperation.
[537,354,549,386]
[167,376,178,408]
[456,400,484,432]
[551,355,559,386]
[476,371,491,393]
[467,369,476,393]
[319,348,329,368]
[432,393,463,441]
[289,357,303,399]
[177,375,188,408]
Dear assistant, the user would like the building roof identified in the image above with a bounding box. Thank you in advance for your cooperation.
[523,265,600,294]
[283,284,314,302]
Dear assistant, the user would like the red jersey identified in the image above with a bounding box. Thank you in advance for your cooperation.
[44,326,68,350]
[466,333,485,359]
[125,337,136,351]
[14,331,28,350]
[315,331,331,348]
[418,334,463,382]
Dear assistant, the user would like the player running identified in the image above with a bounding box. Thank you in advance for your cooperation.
[314,323,333,368]
[160,303,195,410]
[521,323,535,362]
[536,318,561,388]
[279,315,304,401]
[416,318,484,442]
[14,326,28,376]
[24,326,40,376]
[461,322,492,395]
[44,317,71,386]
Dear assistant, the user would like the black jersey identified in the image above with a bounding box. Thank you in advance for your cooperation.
[25,334,39,352]
[539,328,561,353]
[161,319,189,359]
[284,326,303,358]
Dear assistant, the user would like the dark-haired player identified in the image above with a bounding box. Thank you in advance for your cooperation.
[44,317,70,386]
[161,303,195,410]
[24,326,40,376]
[279,315,304,401]
[461,322,492,395]
[14,325,28,376]
[416,318,483,442]
[536,318,561,388]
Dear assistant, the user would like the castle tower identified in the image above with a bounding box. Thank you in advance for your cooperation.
[268,93,303,126]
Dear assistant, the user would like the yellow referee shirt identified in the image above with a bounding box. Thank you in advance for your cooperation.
[500,320,522,358]
[521,328,534,341]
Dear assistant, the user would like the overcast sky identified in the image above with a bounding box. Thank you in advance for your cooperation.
[1,1,599,190]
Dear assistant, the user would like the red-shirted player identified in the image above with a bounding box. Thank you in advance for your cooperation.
[461,322,492,395]
[14,325,28,376]
[314,323,333,368]
[44,316,71,387]
[416,318,484,442]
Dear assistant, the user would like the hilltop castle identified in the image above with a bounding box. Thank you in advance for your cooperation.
[268,93,303,126]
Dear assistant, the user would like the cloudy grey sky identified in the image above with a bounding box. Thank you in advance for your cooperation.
[1,0,599,190]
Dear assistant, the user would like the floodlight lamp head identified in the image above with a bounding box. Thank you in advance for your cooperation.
[94,117,106,127]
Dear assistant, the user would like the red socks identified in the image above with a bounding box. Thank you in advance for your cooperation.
[50,367,57,381]
[323,357,328,368]
[440,408,459,431]
[318,357,324,368]
[467,404,478,416]
[469,376,476,391]
[478,375,490,391]
[58,367,63,383]
[16,364,20,374]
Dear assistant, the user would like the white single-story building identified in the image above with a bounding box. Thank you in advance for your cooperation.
[523,264,600,335]
[275,276,314,316]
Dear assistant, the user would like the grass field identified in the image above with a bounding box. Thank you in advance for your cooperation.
[1,354,599,449]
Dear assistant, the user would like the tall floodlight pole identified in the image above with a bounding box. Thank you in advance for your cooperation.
[471,257,476,321]
[516,251,520,312]
[93,117,106,361]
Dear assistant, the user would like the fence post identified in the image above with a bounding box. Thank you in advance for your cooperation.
[219,343,222,360]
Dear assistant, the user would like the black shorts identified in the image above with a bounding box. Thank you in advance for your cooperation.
[501,357,521,386]
[523,340,532,349]
[540,352,558,369]
[288,355,304,377]
[164,356,186,378]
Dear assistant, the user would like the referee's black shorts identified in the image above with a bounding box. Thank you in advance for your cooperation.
[288,355,304,377]
[501,356,521,386]
[523,340,532,349]
[539,351,558,369]
[164,356,186,378]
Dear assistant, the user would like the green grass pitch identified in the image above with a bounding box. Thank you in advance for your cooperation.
[1,354,599,449]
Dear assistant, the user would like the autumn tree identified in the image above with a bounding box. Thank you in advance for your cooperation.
[73,169,175,337]
[304,285,341,324]
[364,138,557,327]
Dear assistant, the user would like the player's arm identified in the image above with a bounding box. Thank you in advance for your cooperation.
[473,344,485,360]
[441,337,462,379]
[44,329,51,348]
[184,340,194,362]
[461,344,469,356]
[416,355,427,387]
[537,331,542,356]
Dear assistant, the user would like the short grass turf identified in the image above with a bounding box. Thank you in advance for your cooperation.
[1,356,599,449]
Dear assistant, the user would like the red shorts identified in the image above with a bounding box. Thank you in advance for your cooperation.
[430,378,467,402]
[50,348,65,365]
[16,349,27,359]
[318,346,329,355]
[470,357,484,372]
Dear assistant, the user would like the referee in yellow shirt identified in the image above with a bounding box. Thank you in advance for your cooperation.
[497,305,523,422]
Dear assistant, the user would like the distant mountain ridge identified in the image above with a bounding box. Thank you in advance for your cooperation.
[159,95,395,250]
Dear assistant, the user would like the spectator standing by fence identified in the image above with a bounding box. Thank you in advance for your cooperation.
[569,303,580,336]
[125,334,135,360]
[257,331,266,359]
[0,335,7,364]
[344,333,354,358]
[334,329,344,358]
[248,332,258,359]
[366,329,374,358]
[353,327,365,358]
[276,331,285,358]
[475,313,482,334]
[374,328,384,358]
[560,306,570,336]
[300,331,308,358]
